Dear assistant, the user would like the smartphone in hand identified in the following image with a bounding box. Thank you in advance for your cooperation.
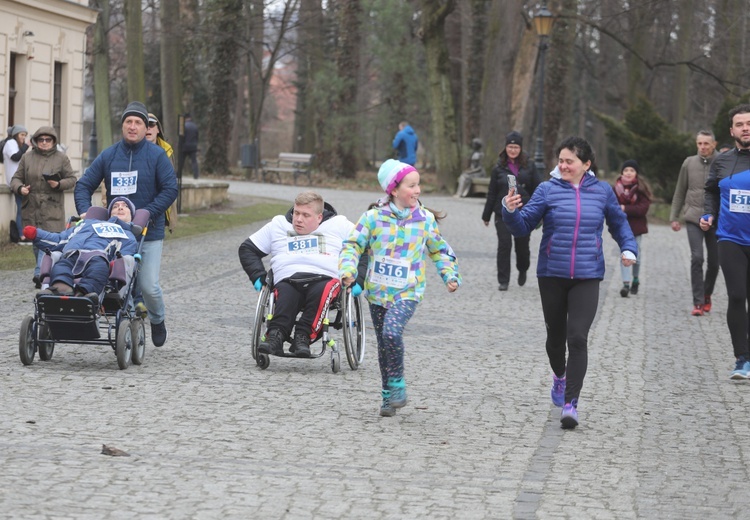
[507,174,517,193]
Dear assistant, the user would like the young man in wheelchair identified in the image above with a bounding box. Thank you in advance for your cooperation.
[22,196,139,304]
[239,191,365,358]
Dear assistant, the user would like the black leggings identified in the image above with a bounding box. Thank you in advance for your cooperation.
[538,277,600,404]
[718,241,750,359]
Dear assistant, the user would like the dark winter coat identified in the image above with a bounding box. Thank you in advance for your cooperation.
[9,126,76,232]
[482,153,541,223]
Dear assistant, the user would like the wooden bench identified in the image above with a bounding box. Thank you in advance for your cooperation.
[261,153,314,185]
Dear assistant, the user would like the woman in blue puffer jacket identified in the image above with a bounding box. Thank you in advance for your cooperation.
[502,136,638,430]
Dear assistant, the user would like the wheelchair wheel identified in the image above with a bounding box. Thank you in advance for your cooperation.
[251,285,272,361]
[130,319,146,365]
[19,316,36,366]
[37,322,55,361]
[257,353,270,370]
[331,350,341,373]
[343,292,366,370]
[115,318,133,370]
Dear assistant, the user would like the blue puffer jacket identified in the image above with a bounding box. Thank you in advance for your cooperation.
[74,139,178,241]
[34,217,137,257]
[502,171,637,280]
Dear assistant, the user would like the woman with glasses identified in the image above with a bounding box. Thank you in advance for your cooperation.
[10,126,76,287]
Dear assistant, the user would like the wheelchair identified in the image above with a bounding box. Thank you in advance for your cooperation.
[251,271,366,372]
[18,206,150,370]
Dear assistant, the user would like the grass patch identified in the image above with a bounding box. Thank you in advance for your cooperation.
[0,243,37,270]
[0,201,288,271]
[165,201,288,240]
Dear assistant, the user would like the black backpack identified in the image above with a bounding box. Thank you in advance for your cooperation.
[0,137,7,163]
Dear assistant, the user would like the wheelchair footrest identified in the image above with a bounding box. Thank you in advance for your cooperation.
[37,295,101,340]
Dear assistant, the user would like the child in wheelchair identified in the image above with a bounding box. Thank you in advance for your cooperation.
[23,196,140,305]
[239,191,366,358]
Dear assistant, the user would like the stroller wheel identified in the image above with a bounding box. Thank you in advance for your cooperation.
[19,316,36,366]
[116,318,133,370]
[37,322,55,361]
[130,319,146,365]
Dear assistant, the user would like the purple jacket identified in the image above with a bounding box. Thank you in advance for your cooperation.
[502,172,637,280]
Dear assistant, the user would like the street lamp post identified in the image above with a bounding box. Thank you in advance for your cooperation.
[533,2,555,173]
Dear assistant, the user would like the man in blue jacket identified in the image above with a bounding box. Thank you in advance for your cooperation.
[392,121,418,166]
[75,101,178,347]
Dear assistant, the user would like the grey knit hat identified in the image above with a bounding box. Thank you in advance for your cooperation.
[121,101,149,125]
[9,125,28,138]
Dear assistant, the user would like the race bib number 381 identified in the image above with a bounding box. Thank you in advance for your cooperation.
[111,171,138,195]
[370,256,410,288]
[287,235,319,254]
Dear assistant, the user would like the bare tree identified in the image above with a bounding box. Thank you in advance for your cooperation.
[160,0,182,143]
[465,0,488,144]
[92,0,113,149]
[294,0,324,154]
[203,0,243,174]
[329,0,363,177]
[418,0,461,191]
[125,0,146,102]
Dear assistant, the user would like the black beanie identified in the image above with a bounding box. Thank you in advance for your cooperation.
[505,131,523,147]
[121,101,149,125]
[621,159,640,174]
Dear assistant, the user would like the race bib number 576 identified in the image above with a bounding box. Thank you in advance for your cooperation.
[111,171,138,195]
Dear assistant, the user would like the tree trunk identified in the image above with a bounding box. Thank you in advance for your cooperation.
[329,0,362,178]
[479,0,528,162]
[419,0,461,192]
[671,0,694,132]
[294,0,323,154]
[125,0,146,102]
[464,0,488,144]
[247,0,264,146]
[625,3,649,108]
[160,0,182,143]
[542,0,576,168]
[92,0,113,149]
[179,0,199,112]
[203,0,243,174]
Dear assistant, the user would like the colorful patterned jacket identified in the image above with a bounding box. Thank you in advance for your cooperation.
[339,202,461,308]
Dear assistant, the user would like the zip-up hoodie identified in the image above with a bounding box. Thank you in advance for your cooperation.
[503,168,637,280]
[704,147,750,246]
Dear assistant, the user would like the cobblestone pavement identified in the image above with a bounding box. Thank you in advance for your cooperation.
[1,180,749,519]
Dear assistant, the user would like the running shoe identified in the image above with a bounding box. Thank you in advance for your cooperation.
[703,295,712,313]
[620,284,630,297]
[150,320,168,347]
[691,305,704,316]
[551,374,566,407]
[630,279,639,295]
[560,399,579,429]
[380,389,396,417]
[730,359,750,380]
[388,378,407,408]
